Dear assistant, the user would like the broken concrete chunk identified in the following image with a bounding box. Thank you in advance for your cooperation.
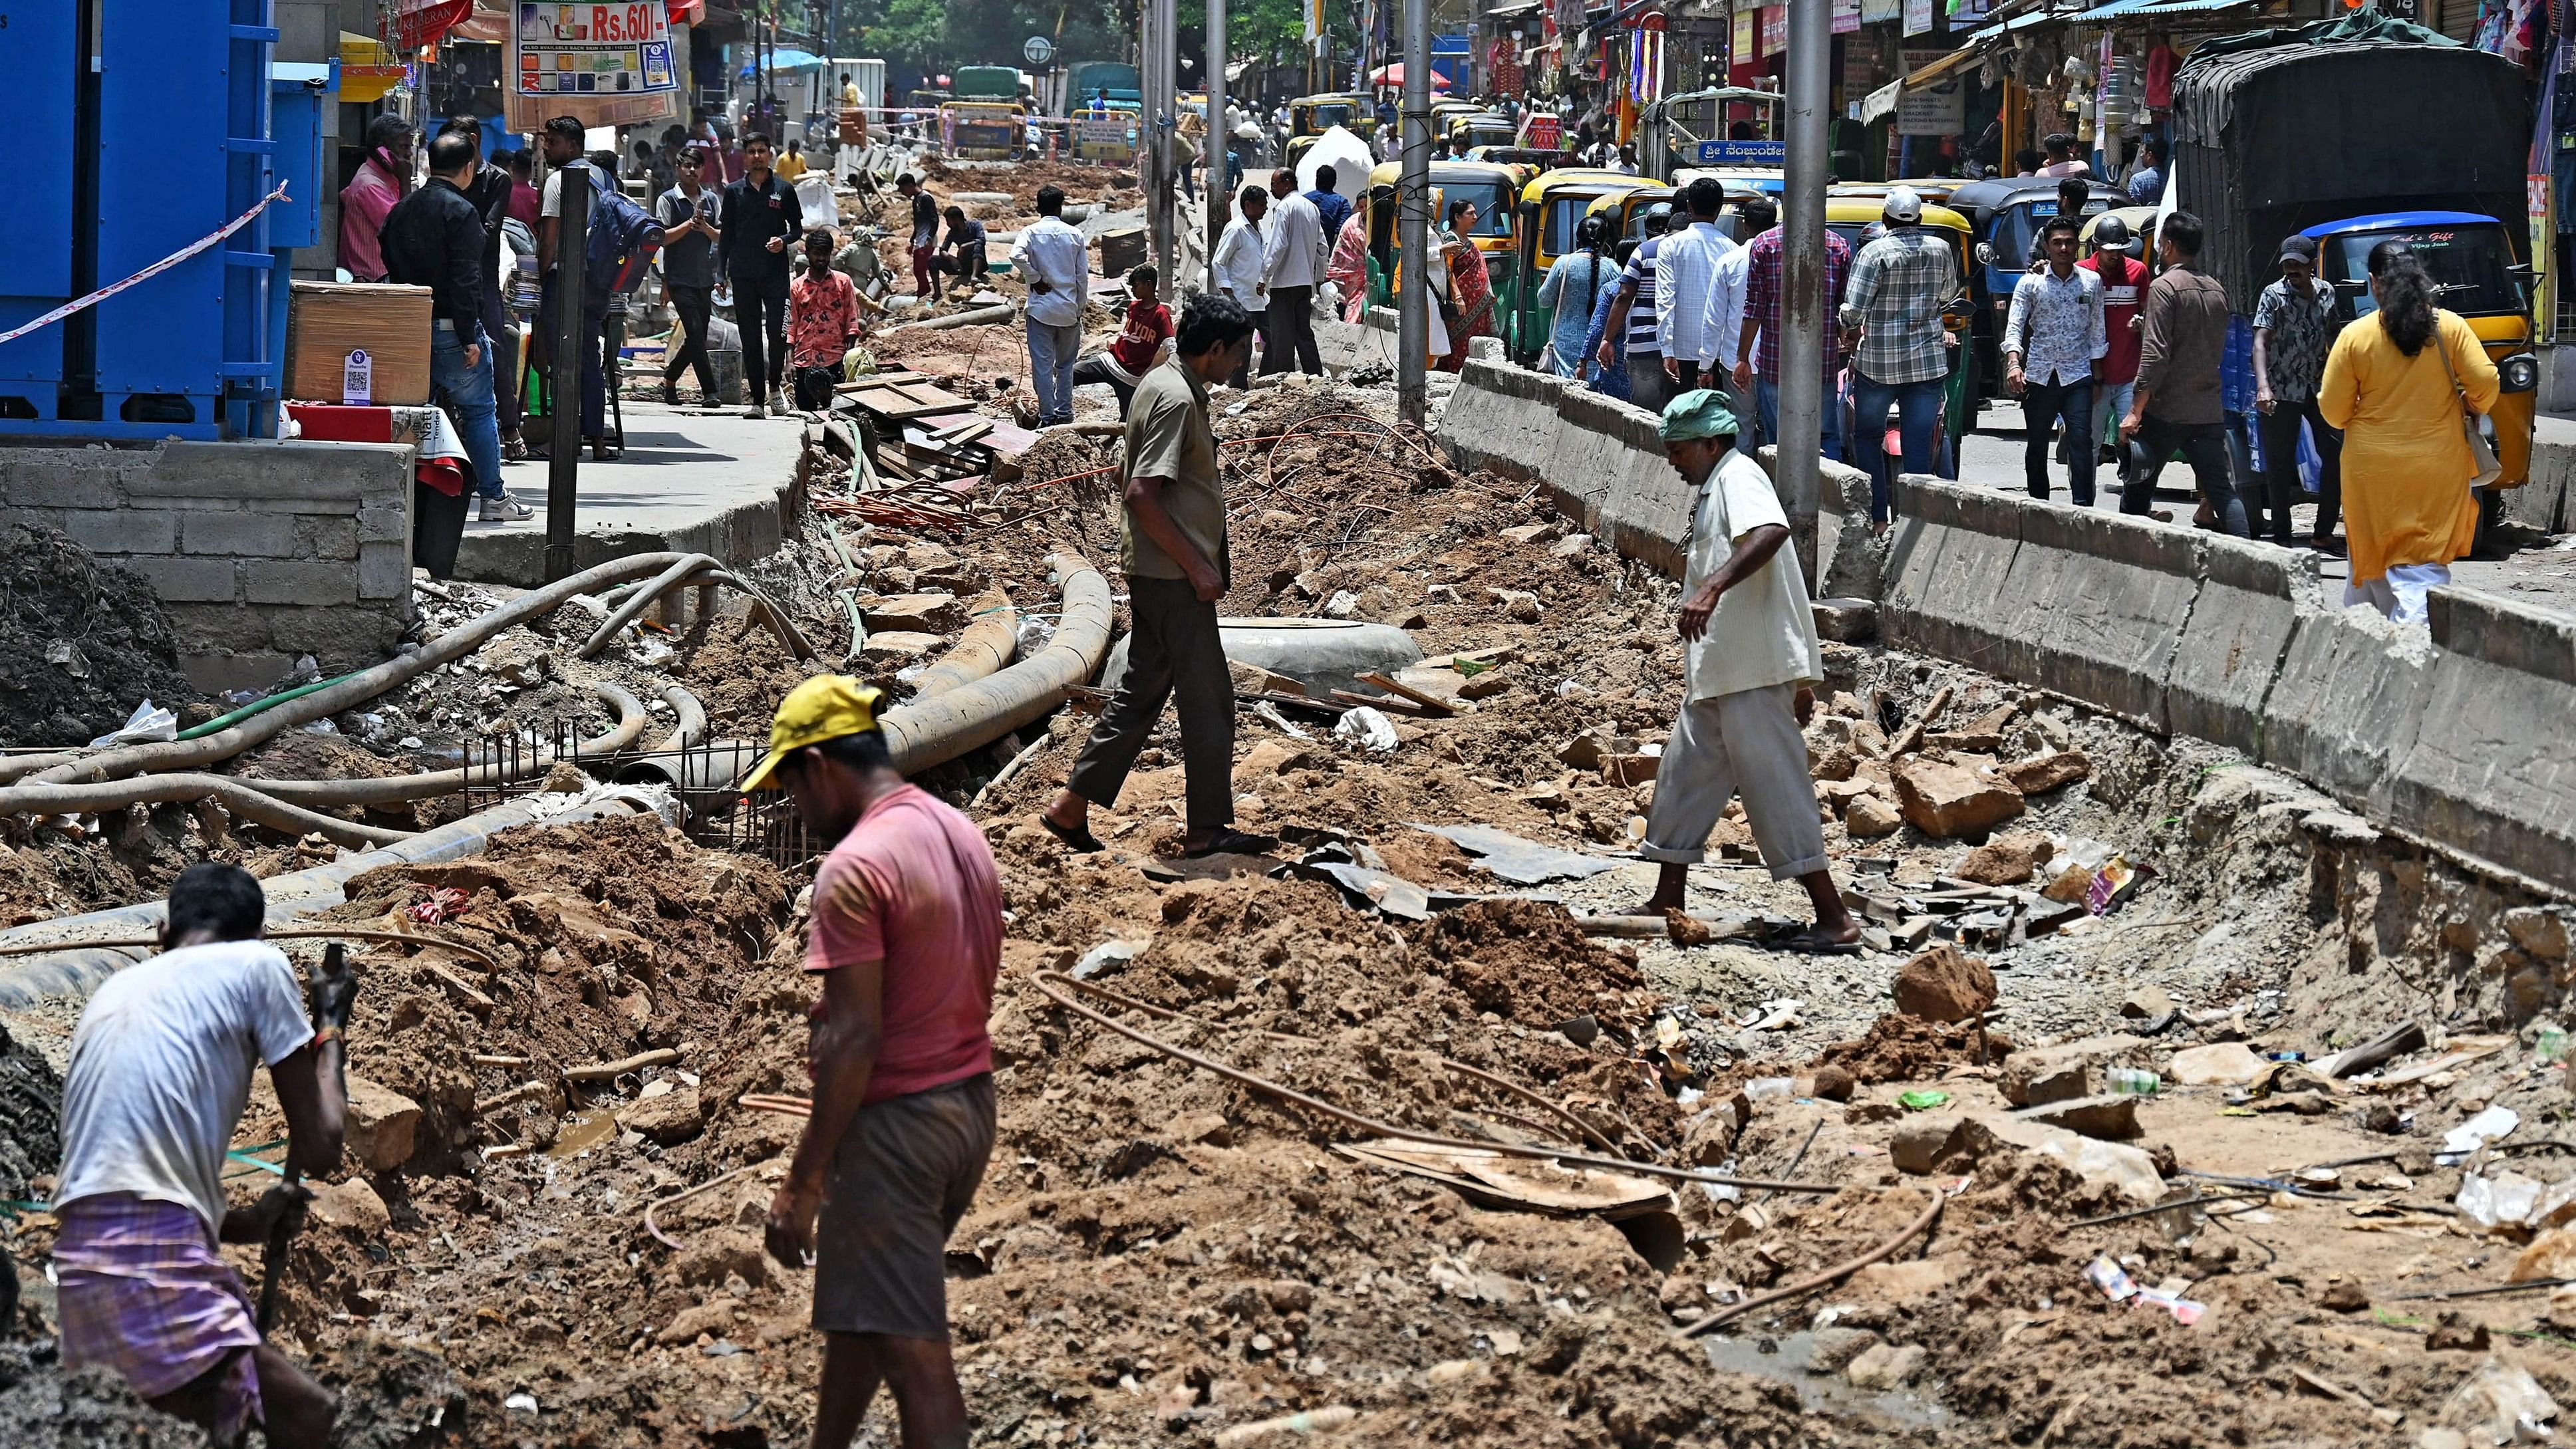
[1804,1326,1882,1374]
[1891,757,2025,839]
[2120,986,2175,1020]
[617,1084,706,1144]
[344,1075,423,1172]
[2001,751,2092,795]
[859,630,946,664]
[1499,522,1557,545]
[1892,944,1997,1024]
[1843,793,1904,839]
[1810,598,1877,642]
[1999,1037,2143,1107]
[2505,908,2570,962]
[2015,1093,2140,1142]
[1240,739,1317,777]
[861,591,964,633]
[1600,754,1661,787]
[2040,863,2094,904]
[1890,1116,1965,1174]
[309,1176,391,1234]
[1961,1116,2166,1202]
[1844,1343,1926,1390]
[1953,831,2054,886]
[2168,1041,2267,1087]
[1558,729,1637,771]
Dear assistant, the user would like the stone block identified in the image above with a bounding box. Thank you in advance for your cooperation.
[1844,1343,1926,1390]
[357,541,408,600]
[63,507,176,556]
[299,515,358,560]
[344,1075,422,1170]
[1892,944,1996,1023]
[355,505,409,543]
[863,591,964,632]
[1890,755,2025,837]
[1997,1035,2146,1107]
[0,459,134,509]
[2013,1093,2140,1141]
[130,440,408,502]
[129,555,240,603]
[617,1084,704,1143]
[245,560,357,605]
[860,630,944,664]
[181,510,296,557]
[1890,1115,1965,1174]
[1812,597,1879,642]
[309,1177,391,1234]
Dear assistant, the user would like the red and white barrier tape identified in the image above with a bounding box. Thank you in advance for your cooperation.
[0,182,292,350]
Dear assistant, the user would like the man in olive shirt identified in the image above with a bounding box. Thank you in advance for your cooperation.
[1041,295,1270,858]
[2118,211,2247,535]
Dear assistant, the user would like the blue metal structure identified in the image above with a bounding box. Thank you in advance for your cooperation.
[0,0,325,441]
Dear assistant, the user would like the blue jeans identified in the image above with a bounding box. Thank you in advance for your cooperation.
[1849,372,1942,523]
[1754,376,1845,463]
[431,327,504,499]
[2022,376,2095,505]
[1028,319,1080,423]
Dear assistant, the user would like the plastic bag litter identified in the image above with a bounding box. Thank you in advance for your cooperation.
[87,700,177,748]
[2445,1357,2559,1444]
[1334,706,1399,753]
[2443,1104,2520,1161]
[2456,1170,2550,1232]
[1016,615,1058,656]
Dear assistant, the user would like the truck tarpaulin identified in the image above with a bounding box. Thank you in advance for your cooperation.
[2173,28,2527,311]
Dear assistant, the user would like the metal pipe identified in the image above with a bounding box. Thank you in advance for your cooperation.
[1776,0,1830,567]
[877,556,1113,774]
[1395,0,1431,427]
[879,303,1019,334]
[547,160,592,582]
[30,553,710,787]
[906,591,1020,699]
[230,682,650,807]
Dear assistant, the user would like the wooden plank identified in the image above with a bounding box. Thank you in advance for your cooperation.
[1357,670,1455,716]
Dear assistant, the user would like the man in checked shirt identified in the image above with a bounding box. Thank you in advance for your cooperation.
[1840,188,1963,528]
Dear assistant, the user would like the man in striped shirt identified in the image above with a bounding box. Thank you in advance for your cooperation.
[1596,202,1674,410]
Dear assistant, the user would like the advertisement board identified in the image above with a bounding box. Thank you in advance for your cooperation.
[1895,45,1965,135]
[507,2,678,128]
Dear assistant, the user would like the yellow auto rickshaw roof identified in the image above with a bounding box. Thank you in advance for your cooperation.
[1826,196,1970,233]
[1369,159,1521,188]
[1520,170,1654,204]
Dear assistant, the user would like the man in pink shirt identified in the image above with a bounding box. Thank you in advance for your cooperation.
[749,675,1000,1449]
[337,115,415,281]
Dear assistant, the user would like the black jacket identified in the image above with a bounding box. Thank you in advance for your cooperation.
[718,172,804,283]
[379,177,488,347]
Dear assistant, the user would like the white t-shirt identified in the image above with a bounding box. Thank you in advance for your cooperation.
[55,942,313,1235]
[541,170,564,217]
[1683,450,1820,700]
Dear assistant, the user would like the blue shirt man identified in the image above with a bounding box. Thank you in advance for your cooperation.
[1305,164,1352,243]
[2128,144,2166,207]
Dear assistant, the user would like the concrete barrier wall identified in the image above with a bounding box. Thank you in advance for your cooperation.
[0,438,416,691]
[1439,354,2576,898]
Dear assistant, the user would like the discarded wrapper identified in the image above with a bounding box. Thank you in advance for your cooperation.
[2084,1256,2138,1302]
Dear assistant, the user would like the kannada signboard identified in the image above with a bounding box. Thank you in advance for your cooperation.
[1761,6,1788,53]
[507,3,678,128]
[1896,45,1966,135]
[1695,138,1787,164]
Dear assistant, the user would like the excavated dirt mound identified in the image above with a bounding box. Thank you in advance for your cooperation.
[0,1351,208,1448]
[0,523,194,748]
[0,1023,61,1203]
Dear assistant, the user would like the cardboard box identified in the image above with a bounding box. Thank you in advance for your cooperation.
[287,282,434,406]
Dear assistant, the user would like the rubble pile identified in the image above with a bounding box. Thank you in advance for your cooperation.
[0,523,194,749]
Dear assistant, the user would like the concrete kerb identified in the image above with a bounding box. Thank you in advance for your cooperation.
[1587,399,1692,577]
[2257,599,2432,819]
[2009,503,2199,733]
[2169,535,2318,757]
[2390,590,2576,893]
[1880,476,2025,676]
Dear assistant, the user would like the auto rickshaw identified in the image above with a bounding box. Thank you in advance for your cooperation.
[1367,160,1522,313]
[1504,169,1653,365]
[2079,205,2158,257]
[1826,196,1978,470]
[1445,112,1518,154]
[2303,211,2538,487]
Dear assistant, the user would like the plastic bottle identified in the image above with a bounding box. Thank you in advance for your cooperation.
[2108,1067,2161,1095]
[2535,1026,2567,1066]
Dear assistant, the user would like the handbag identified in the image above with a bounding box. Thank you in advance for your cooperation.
[2435,322,2504,489]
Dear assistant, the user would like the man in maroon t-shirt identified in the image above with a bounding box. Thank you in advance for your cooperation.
[749,675,1001,1449]
[1072,264,1175,416]
[2081,214,2150,471]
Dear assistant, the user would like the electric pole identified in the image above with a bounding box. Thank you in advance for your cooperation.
[1777,0,1829,557]
[1396,0,1430,425]
[1206,0,1228,293]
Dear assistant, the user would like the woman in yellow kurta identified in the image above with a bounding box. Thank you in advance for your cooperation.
[2315,241,2497,623]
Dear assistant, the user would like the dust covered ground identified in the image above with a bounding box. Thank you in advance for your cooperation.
[6,372,2576,1448]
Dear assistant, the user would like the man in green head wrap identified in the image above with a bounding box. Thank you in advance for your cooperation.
[1626,391,1860,952]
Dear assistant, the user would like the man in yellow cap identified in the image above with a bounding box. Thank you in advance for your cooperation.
[743,676,1001,1449]
[1628,391,1858,954]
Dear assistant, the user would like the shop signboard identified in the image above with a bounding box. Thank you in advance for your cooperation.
[1694,138,1787,164]
[1834,0,1862,34]
[1903,0,1938,35]
[1896,45,1965,135]
[1761,5,1788,53]
[507,1,678,128]
[1733,7,1757,60]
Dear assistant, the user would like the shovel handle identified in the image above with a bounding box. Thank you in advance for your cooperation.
[254,1162,303,1337]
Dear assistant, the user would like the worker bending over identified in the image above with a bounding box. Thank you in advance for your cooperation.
[51,863,355,1446]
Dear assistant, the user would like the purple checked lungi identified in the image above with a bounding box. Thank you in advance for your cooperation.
[54,1192,265,1442]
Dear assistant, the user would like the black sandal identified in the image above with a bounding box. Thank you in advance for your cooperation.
[1183,829,1278,859]
[1039,815,1105,854]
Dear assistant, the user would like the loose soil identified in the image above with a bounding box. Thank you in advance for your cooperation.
[0,523,195,749]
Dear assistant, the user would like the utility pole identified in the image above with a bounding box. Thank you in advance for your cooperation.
[1143,0,1177,284]
[543,162,591,584]
[1206,0,1228,293]
[1396,0,1431,425]
[1776,0,1828,560]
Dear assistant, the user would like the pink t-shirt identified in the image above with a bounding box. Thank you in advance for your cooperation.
[339,156,404,281]
[805,783,1002,1104]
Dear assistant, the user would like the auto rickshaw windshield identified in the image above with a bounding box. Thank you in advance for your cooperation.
[2329,227,2520,319]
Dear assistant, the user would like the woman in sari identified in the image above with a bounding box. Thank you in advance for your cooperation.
[1438,197,1494,372]
[1328,196,1371,325]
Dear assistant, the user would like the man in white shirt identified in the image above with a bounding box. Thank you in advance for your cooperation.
[1011,184,1092,426]
[1626,392,1859,952]
[51,863,355,1446]
[1653,177,1742,396]
[1213,186,1271,384]
[1258,168,1328,377]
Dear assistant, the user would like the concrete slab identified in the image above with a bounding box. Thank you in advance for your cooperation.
[457,401,804,587]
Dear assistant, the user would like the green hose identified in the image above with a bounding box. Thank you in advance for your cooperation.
[174,669,370,741]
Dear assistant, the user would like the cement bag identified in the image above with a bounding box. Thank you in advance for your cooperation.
[1298,126,1372,205]
[793,172,840,229]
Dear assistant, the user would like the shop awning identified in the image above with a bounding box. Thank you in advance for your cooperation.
[740,47,827,78]
[1900,43,1983,91]
[2078,0,2261,16]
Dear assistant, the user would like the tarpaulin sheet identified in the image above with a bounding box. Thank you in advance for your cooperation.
[2173,39,2526,311]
